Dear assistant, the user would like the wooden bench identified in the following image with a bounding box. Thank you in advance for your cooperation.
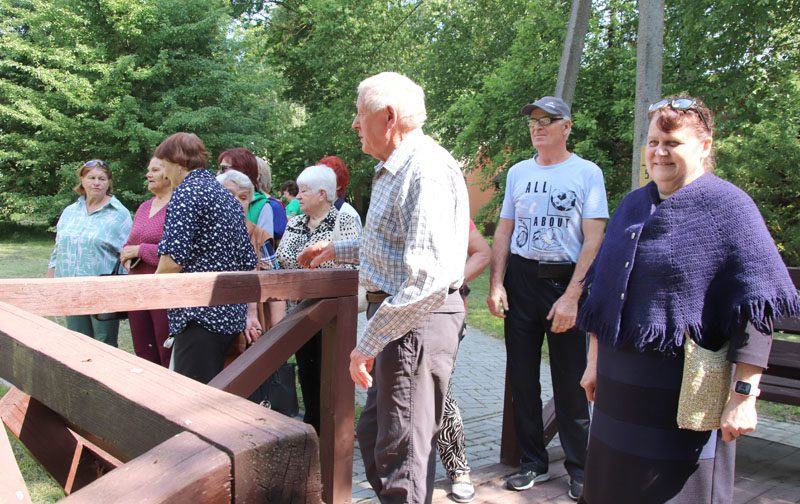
[759,267,800,406]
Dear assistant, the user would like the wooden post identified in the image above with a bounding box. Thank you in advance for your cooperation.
[631,0,665,188]
[0,418,31,504]
[319,296,358,504]
[554,0,592,105]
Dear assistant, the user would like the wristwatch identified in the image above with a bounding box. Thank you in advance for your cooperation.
[733,380,761,397]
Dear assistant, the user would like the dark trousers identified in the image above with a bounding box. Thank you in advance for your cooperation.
[128,308,171,367]
[173,321,237,384]
[358,291,464,504]
[504,253,589,481]
[296,330,322,433]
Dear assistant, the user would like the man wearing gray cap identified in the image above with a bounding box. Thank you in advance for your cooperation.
[487,96,608,500]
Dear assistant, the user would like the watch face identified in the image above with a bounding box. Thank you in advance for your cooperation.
[735,381,752,395]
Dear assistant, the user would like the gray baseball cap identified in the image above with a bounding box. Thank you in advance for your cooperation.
[520,96,571,119]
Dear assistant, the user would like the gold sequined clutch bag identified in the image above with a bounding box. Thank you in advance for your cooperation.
[676,337,732,431]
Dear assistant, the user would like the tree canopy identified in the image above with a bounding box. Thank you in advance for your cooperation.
[1,0,798,263]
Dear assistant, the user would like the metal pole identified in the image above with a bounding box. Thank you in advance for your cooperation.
[631,0,664,188]
[554,0,592,106]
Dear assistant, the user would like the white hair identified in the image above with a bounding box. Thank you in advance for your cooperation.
[297,165,337,204]
[216,169,254,200]
[256,156,272,193]
[357,72,427,130]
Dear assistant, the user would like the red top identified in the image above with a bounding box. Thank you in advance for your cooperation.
[124,198,167,275]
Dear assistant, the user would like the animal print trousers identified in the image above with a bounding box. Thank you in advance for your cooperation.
[436,379,471,479]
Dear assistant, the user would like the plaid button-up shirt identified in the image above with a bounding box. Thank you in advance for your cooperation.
[335,129,469,357]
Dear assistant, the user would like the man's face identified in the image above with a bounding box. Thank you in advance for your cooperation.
[352,94,391,161]
[528,109,570,151]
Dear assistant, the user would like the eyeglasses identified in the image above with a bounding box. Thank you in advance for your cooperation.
[648,97,710,132]
[219,164,234,172]
[83,159,108,169]
[527,116,563,128]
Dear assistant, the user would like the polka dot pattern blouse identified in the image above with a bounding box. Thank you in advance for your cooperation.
[158,169,257,336]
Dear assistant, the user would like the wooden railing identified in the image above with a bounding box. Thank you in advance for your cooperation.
[0,268,358,503]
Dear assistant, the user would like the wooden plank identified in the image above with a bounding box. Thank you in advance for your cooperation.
[0,301,322,503]
[319,296,358,504]
[62,432,231,504]
[0,420,31,504]
[760,375,800,406]
[0,269,358,316]
[208,298,338,398]
[766,340,800,380]
[0,388,121,494]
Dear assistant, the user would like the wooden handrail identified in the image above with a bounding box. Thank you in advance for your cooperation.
[0,269,358,315]
[0,300,322,501]
[0,268,358,503]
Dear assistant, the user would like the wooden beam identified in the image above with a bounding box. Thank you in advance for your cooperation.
[0,388,121,494]
[631,0,665,188]
[319,296,358,504]
[0,419,31,504]
[0,269,358,316]
[554,0,591,106]
[0,301,322,503]
[62,432,231,504]
[208,298,339,397]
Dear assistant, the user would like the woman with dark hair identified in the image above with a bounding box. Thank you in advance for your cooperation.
[47,159,132,346]
[317,155,362,231]
[218,148,277,236]
[577,97,799,503]
[154,133,261,384]
[280,179,302,218]
[119,157,173,367]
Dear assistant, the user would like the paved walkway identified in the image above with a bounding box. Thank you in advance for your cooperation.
[350,313,800,502]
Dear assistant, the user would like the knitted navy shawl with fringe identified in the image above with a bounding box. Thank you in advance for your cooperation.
[577,173,799,354]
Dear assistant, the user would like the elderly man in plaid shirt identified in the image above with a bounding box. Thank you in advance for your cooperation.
[299,71,469,503]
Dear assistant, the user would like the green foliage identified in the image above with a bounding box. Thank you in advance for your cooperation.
[0,0,295,224]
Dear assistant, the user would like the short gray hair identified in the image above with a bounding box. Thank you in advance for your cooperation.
[216,169,254,200]
[296,165,337,204]
[357,72,427,131]
[256,156,272,193]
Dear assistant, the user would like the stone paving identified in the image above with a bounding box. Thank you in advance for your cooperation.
[350,313,800,502]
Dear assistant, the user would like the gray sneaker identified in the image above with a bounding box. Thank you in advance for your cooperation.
[568,478,584,501]
[450,474,475,503]
[506,470,550,491]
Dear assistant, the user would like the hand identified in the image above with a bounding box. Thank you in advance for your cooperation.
[487,285,509,318]
[580,362,597,402]
[720,394,758,442]
[546,293,579,333]
[119,245,140,264]
[244,314,263,344]
[297,241,335,269]
[349,348,375,389]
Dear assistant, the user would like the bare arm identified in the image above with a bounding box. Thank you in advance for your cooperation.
[155,254,182,274]
[547,218,606,333]
[487,218,513,318]
[464,227,491,283]
[720,362,764,442]
[581,333,598,401]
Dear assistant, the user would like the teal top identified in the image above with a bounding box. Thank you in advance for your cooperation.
[49,195,132,278]
[285,198,302,217]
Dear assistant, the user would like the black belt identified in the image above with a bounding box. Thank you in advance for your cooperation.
[366,287,459,305]
[514,255,575,280]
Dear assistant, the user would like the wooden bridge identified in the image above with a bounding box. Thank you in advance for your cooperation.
[0,269,358,503]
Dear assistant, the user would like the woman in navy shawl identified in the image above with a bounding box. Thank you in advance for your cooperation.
[576,97,799,504]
